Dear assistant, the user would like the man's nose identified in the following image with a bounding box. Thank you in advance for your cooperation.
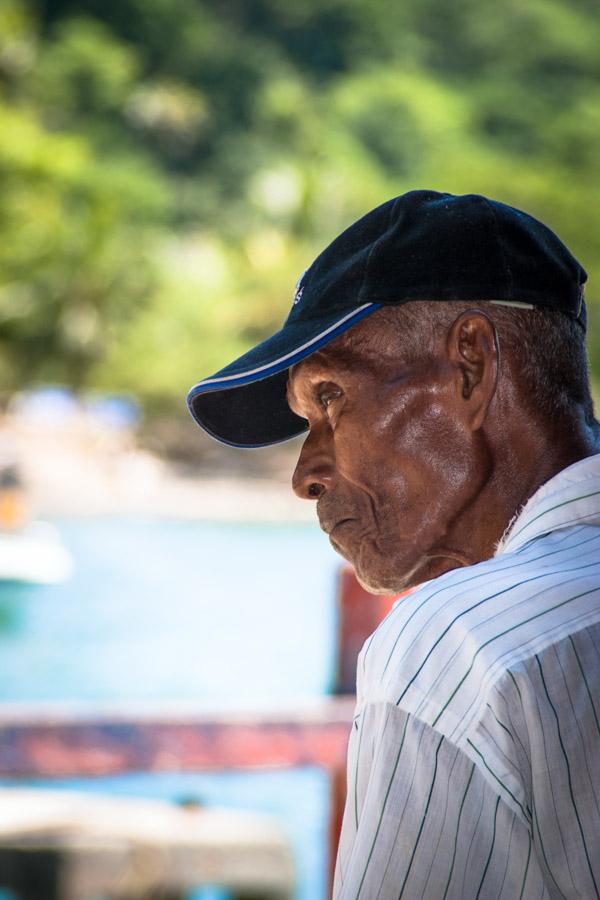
[292,427,335,500]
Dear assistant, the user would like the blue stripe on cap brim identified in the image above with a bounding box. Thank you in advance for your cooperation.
[187,302,381,448]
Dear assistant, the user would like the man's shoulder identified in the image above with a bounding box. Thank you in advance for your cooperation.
[358,524,600,739]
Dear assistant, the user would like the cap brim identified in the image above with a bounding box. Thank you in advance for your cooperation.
[187,302,380,447]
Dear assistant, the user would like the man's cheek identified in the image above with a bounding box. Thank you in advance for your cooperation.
[334,441,387,490]
[398,416,474,495]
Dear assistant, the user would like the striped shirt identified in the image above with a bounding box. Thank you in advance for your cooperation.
[333,453,600,899]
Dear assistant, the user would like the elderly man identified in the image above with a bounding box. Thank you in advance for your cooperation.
[188,191,600,898]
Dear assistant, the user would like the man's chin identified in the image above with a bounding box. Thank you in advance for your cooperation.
[356,555,469,595]
[353,545,466,595]
[329,535,418,594]
[353,566,415,595]
[331,534,471,595]
[351,552,421,596]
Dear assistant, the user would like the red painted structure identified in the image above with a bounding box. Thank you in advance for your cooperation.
[0,703,356,779]
[334,565,398,694]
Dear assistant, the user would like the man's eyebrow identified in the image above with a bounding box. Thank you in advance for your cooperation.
[285,372,324,417]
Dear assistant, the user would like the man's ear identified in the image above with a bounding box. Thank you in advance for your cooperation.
[446,310,499,430]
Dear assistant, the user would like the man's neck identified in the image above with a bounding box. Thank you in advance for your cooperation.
[418,414,600,585]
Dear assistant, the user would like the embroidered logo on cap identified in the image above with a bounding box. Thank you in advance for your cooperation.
[292,269,308,307]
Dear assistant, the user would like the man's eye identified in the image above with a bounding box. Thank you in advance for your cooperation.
[319,390,342,409]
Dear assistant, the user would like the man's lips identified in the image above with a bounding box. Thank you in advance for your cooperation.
[330,517,357,537]
[319,515,357,536]
[317,499,360,537]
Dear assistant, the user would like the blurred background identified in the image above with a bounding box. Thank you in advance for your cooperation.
[0,0,599,897]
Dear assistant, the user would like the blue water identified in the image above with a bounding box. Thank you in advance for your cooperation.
[0,516,344,899]
[0,517,341,703]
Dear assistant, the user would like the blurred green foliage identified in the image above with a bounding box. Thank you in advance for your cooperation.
[1,0,599,409]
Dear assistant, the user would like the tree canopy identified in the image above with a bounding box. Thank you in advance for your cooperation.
[1,0,599,410]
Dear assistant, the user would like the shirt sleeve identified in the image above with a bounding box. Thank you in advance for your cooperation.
[333,701,545,899]
[493,626,600,899]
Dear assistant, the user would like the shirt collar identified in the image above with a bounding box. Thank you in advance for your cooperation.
[496,453,600,556]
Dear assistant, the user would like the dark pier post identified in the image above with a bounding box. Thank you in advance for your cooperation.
[0,846,61,900]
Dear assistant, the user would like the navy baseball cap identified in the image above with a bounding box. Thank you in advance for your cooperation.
[187,190,587,448]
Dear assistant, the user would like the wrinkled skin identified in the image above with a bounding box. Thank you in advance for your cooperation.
[287,308,599,594]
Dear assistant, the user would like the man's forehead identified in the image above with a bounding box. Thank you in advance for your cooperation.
[288,309,410,387]
[290,347,345,379]
[288,330,373,385]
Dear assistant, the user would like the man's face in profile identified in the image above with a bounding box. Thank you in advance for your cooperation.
[287,313,491,594]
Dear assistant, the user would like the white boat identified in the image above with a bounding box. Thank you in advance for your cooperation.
[0,521,73,585]
[0,788,295,899]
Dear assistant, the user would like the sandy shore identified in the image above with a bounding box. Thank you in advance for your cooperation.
[2,418,313,523]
